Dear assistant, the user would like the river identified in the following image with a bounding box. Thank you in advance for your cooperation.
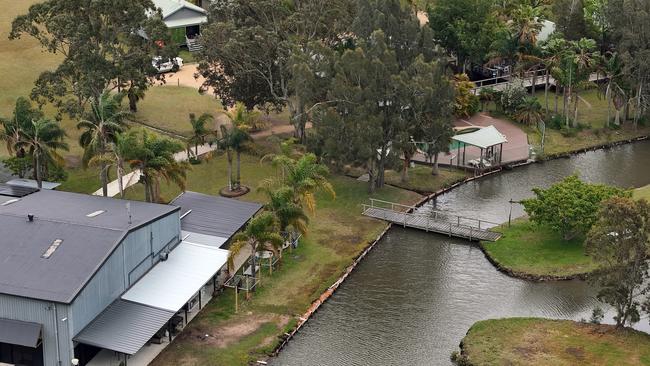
[271,141,650,366]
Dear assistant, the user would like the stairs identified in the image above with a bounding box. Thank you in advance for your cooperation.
[186,36,203,52]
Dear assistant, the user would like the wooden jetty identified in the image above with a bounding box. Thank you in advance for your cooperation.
[472,69,605,95]
[362,199,502,242]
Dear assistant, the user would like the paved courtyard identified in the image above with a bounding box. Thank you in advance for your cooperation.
[414,113,530,168]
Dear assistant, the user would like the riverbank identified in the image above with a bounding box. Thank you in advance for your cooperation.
[455,318,650,366]
[479,219,598,281]
[146,155,424,365]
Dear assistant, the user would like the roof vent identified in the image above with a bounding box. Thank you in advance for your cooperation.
[27,214,34,222]
[1,198,20,206]
[42,239,63,259]
[86,210,106,218]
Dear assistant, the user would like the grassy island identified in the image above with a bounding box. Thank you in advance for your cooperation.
[457,318,650,366]
[481,220,598,279]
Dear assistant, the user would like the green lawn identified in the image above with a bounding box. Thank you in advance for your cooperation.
[459,318,650,366]
[0,0,89,160]
[528,89,650,156]
[56,167,103,194]
[481,219,598,278]
[347,165,469,194]
[133,86,226,138]
[384,165,468,194]
[634,185,650,201]
[144,152,422,365]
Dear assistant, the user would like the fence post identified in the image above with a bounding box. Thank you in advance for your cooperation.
[404,212,407,227]
[449,223,452,237]
[426,216,429,232]
[478,220,481,230]
[457,216,460,226]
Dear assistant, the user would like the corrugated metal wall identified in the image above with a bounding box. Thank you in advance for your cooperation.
[70,213,180,336]
[0,294,71,366]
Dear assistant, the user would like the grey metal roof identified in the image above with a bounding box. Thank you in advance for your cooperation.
[0,189,178,231]
[0,189,179,303]
[6,178,60,190]
[73,299,175,355]
[171,191,262,240]
[0,183,38,198]
[0,318,42,348]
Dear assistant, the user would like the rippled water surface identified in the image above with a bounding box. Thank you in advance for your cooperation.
[272,141,650,366]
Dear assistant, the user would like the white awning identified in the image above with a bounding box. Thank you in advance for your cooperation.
[451,125,508,149]
[122,242,229,312]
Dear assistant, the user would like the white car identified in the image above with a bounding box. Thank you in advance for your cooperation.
[152,56,183,73]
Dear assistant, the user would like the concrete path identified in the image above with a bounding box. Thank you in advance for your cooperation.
[92,63,308,197]
[92,123,304,197]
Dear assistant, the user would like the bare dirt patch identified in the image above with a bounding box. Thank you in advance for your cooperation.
[184,313,290,349]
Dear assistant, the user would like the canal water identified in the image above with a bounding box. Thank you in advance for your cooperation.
[272,141,650,366]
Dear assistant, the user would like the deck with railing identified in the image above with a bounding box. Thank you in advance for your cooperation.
[362,199,502,242]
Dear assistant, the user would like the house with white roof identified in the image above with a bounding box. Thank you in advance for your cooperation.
[152,0,208,50]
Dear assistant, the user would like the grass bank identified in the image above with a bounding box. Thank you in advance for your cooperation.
[481,219,597,280]
[457,318,650,366]
[348,165,469,194]
[114,152,452,365]
[635,185,650,201]
[528,89,650,157]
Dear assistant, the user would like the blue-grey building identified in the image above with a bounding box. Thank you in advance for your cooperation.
[0,186,260,366]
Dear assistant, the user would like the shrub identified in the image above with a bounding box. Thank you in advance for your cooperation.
[2,156,32,178]
[547,114,564,130]
[46,163,68,182]
[590,307,605,324]
[522,175,629,240]
[450,351,471,366]
[454,74,480,117]
[497,80,528,115]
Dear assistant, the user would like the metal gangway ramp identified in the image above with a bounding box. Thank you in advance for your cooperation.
[362,199,502,242]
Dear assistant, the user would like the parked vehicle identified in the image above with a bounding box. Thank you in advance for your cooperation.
[152,56,183,73]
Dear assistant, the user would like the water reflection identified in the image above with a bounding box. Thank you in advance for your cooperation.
[272,141,650,366]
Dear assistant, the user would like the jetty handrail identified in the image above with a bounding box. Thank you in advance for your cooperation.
[362,201,501,230]
[369,198,417,211]
[473,69,547,89]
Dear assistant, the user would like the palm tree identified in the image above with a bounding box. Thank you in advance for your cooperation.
[266,153,335,214]
[127,129,189,203]
[219,123,252,191]
[260,185,309,236]
[0,97,42,157]
[15,118,69,189]
[218,124,235,191]
[227,212,283,292]
[88,131,137,198]
[187,112,213,157]
[224,102,267,132]
[77,91,130,196]
[570,38,598,127]
[542,38,569,115]
[598,52,626,127]
[510,4,545,46]
[514,97,544,126]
